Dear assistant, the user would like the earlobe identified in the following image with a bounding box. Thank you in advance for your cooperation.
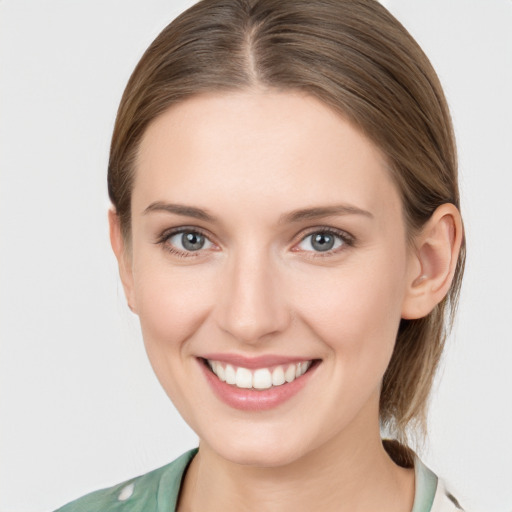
[401,203,463,320]
[108,209,138,314]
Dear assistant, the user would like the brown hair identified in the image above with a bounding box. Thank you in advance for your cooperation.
[108,0,465,447]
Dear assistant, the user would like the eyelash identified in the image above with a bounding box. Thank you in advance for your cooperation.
[295,227,355,258]
[155,226,355,259]
[156,227,213,258]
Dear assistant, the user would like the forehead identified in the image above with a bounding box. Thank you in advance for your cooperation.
[134,90,401,223]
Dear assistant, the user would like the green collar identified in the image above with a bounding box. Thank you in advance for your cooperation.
[411,456,439,512]
[158,448,198,512]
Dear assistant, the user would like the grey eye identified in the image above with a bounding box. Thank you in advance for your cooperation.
[311,233,335,251]
[182,232,205,251]
[168,231,212,252]
[297,231,344,252]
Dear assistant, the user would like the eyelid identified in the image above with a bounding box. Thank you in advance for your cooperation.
[156,226,217,257]
[155,224,355,259]
[292,226,355,256]
[156,225,212,244]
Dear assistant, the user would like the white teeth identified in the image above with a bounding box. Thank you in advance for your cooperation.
[271,366,285,386]
[300,361,312,376]
[296,361,311,377]
[225,364,236,385]
[207,359,314,389]
[236,367,253,388]
[285,364,296,383]
[216,364,226,382]
[253,368,272,389]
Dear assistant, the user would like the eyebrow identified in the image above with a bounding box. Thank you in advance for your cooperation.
[143,201,373,223]
[279,205,373,223]
[143,202,217,222]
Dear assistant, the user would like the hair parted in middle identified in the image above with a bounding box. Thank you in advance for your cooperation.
[108,0,465,451]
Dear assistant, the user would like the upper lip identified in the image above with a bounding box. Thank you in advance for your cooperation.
[200,353,317,369]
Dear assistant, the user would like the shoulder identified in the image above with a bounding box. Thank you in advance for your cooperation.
[54,449,197,512]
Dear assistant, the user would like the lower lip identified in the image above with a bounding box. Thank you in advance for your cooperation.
[198,359,319,411]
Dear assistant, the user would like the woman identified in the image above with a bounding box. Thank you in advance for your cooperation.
[56,0,465,510]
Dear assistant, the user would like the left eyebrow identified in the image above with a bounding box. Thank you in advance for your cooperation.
[279,205,374,224]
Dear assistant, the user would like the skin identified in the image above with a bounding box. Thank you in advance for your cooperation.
[110,90,462,511]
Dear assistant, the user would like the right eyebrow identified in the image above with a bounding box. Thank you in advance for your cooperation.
[143,202,218,222]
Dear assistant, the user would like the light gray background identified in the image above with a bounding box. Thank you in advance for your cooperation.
[1,1,511,511]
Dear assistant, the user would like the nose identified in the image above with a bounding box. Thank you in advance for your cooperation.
[214,249,291,345]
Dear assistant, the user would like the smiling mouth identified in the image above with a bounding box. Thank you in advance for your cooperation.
[202,358,318,390]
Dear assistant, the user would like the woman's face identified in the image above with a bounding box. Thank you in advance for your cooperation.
[122,91,417,466]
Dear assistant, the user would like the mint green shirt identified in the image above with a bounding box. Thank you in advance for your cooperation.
[55,449,461,511]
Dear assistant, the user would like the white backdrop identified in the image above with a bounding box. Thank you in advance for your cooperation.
[1,1,511,511]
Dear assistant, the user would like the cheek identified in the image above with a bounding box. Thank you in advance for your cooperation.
[133,260,216,352]
[131,260,219,421]
[290,252,407,369]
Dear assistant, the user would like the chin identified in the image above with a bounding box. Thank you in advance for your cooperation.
[200,424,316,468]
[222,444,304,468]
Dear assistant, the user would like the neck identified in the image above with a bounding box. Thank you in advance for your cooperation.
[177,405,414,512]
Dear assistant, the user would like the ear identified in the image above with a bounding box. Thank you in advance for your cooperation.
[401,203,463,320]
[108,209,138,315]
